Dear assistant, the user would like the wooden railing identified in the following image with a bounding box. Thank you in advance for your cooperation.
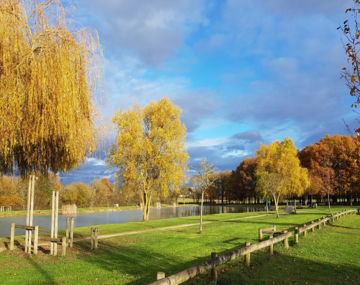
[149,209,357,285]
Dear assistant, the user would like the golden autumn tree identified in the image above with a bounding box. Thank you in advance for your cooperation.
[0,0,101,176]
[107,98,189,221]
[255,137,310,217]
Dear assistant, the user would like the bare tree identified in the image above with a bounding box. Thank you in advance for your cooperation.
[191,159,216,233]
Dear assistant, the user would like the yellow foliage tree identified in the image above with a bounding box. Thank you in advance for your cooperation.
[255,137,310,217]
[0,0,102,175]
[107,98,189,221]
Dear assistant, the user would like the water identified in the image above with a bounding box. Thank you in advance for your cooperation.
[0,205,262,237]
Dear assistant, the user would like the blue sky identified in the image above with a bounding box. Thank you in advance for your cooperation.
[60,0,358,184]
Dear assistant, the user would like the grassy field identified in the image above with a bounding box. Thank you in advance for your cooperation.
[0,206,358,285]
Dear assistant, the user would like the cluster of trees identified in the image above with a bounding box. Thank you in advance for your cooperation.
[191,135,360,210]
[0,176,119,210]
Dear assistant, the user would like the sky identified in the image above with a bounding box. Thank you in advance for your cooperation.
[59,0,358,184]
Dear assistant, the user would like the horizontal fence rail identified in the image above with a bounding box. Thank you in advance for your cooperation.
[149,209,357,285]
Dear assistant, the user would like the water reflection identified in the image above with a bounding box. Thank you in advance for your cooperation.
[0,205,263,237]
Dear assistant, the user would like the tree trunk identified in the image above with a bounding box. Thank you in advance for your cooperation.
[294,199,297,214]
[273,194,279,218]
[199,191,204,233]
[327,191,331,211]
[142,192,151,221]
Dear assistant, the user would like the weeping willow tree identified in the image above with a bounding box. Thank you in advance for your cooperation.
[0,0,102,176]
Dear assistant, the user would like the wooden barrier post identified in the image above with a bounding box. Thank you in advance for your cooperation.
[34,226,39,255]
[62,237,67,256]
[303,224,307,236]
[311,221,315,232]
[318,219,322,230]
[245,242,251,267]
[157,272,165,280]
[10,223,15,251]
[210,252,218,285]
[70,217,74,248]
[258,229,263,241]
[66,217,70,245]
[294,227,299,244]
[269,237,274,256]
[283,231,289,249]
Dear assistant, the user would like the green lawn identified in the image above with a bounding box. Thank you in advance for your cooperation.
[0,206,358,285]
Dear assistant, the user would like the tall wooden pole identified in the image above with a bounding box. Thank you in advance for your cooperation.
[28,175,35,253]
[70,217,74,248]
[50,191,55,255]
[54,191,59,256]
[25,176,32,253]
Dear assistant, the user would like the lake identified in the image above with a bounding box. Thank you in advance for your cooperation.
[0,205,263,237]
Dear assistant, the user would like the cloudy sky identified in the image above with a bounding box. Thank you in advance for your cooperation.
[60,0,358,184]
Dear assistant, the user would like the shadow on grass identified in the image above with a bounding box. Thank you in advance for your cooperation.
[73,237,255,285]
[182,249,360,285]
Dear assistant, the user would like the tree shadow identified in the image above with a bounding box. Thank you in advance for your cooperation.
[25,256,57,285]
[211,252,360,285]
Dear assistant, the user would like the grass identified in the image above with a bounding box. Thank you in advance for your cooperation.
[0,206,358,285]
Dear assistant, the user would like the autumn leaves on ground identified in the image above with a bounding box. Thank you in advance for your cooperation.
[1,0,360,285]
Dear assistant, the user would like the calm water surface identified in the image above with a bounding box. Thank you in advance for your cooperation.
[0,205,262,237]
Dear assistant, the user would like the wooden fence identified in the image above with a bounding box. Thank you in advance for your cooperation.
[149,209,357,285]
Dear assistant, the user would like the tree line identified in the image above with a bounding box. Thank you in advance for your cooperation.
[193,135,360,210]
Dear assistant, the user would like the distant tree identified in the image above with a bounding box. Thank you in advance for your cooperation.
[61,182,92,208]
[91,178,113,207]
[191,159,216,233]
[230,158,258,202]
[300,140,336,209]
[255,137,310,217]
[108,98,188,221]
[214,171,232,204]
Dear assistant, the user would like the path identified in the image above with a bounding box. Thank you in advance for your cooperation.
[0,213,270,253]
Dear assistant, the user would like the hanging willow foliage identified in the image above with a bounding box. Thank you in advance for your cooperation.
[0,0,102,176]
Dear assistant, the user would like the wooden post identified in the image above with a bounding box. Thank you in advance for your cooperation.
[62,237,67,257]
[157,272,165,280]
[25,176,32,253]
[10,223,15,251]
[54,191,59,256]
[91,228,94,250]
[269,236,274,256]
[34,226,39,255]
[318,219,322,230]
[70,217,74,248]
[50,191,55,255]
[210,252,218,285]
[303,224,307,236]
[28,175,35,254]
[283,231,289,249]
[94,228,98,249]
[245,242,250,267]
[258,229,263,241]
[294,227,299,244]
[66,217,70,246]
[311,221,314,232]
